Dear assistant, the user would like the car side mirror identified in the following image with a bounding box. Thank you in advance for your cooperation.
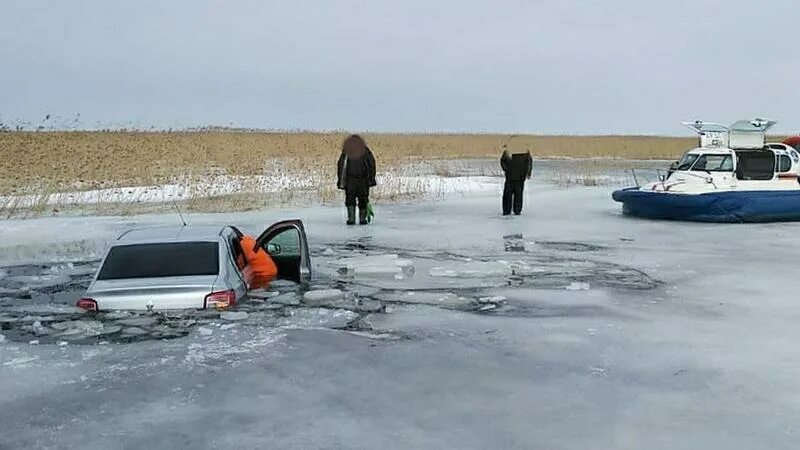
[267,243,281,255]
[658,174,666,182]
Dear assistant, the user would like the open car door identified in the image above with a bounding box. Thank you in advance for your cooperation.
[254,220,311,283]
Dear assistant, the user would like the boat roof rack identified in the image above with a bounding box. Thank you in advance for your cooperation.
[681,118,776,150]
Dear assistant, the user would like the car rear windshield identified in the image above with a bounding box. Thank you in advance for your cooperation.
[97,242,219,280]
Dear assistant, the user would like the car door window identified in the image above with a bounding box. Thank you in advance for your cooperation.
[255,220,311,283]
[230,235,247,271]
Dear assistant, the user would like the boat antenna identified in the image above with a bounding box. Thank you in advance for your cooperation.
[172,200,188,227]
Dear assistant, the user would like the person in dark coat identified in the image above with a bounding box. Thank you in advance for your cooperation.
[500,145,533,215]
[337,134,377,225]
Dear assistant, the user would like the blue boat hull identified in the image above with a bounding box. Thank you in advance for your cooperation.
[612,188,800,223]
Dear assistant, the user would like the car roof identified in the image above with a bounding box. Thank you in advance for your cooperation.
[116,225,231,244]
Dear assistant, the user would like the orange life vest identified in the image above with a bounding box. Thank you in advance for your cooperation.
[239,235,278,289]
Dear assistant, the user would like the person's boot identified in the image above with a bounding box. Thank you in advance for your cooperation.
[346,206,356,225]
[359,207,368,225]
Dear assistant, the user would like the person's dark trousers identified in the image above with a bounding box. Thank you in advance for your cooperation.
[345,191,369,219]
[502,180,525,215]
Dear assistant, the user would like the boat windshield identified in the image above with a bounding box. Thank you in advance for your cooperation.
[690,154,733,172]
[676,154,699,170]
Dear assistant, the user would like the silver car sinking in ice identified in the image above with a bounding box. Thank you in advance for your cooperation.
[77,221,311,311]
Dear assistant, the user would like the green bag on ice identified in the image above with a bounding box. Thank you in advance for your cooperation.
[366,203,374,223]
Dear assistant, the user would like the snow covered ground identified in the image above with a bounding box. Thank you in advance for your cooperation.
[2,181,800,449]
[0,158,663,212]
[0,170,500,210]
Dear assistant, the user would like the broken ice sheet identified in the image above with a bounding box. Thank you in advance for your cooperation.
[5,274,72,290]
[334,254,414,278]
[566,282,591,291]
[220,311,249,321]
[303,289,344,304]
[429,261,510,278]
[269,293,301,306]
[279,308,357,329]
[376,291,473,308]
[478,296,507,304]
[249,289,280,300]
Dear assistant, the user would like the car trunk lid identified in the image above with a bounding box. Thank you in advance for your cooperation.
[87,275,217,310]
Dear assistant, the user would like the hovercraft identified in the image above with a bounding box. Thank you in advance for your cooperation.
[613,119,800,223]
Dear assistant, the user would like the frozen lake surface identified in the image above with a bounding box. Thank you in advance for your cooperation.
[2,182,800,449]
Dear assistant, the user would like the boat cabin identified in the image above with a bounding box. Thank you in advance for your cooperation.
[670,146,800,182]
[662,119,800,188]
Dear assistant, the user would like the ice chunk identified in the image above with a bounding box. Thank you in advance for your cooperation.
[430,261,510,278]
[32,321,54,336]
[0,334,5,344]
[220,311,248,321]
[381,291,472,308]
[6,274,72,289]
[221,323,238,330]
[356,299,384,313]
[104,311,132,320]
[334,254,413,278]
[97,325,123,336]
[397,258,414,269]
[121,327,148,336]
[280,308,357,329]
[0,315,19,324]
[58,341,68,347]
[29,340,39,345]
[116,317,158,328]
[478,296,507,304]
[52,320,103,335]
[270,293,301,306]
[0,287,31,298]
[566,282,591,291]
[198,327,213,336]
[269,279,298,289]
[2,356,38,366]
[321,247,336,256]
[249,289,280,300]
[344,330,403,340]
[303,289,344,304]
[7,304,84,315]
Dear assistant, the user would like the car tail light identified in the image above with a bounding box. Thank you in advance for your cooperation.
[76,298,98,312]
[204,290,236,310]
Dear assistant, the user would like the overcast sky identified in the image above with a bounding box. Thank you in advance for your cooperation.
[1,0,798,134]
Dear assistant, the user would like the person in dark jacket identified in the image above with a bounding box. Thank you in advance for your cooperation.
[500,145,533,215]
[337,134,377,225]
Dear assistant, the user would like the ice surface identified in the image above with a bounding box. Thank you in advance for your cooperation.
[2,181,800,449]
